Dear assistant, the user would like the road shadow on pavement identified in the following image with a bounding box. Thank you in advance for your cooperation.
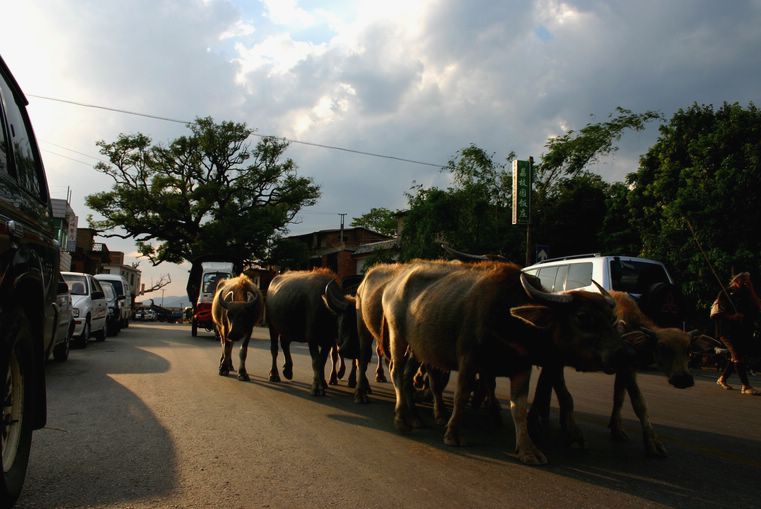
[17,329,177,508]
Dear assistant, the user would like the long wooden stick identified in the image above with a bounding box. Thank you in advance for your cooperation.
[684,217,737,313]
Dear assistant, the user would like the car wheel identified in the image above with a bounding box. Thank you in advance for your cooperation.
[52,326,71,362]
[0,310,35,506]
[77,319,90,349]
[94,324,106,342]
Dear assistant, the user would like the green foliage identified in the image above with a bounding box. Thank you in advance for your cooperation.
[536,107,661,192]
[86,117,320,267]
[351,207,399,236]
[628,102,761,309]
[399,145,523,261]
[268,237,312,271]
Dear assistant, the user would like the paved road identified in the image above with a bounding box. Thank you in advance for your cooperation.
[17,323,761,508]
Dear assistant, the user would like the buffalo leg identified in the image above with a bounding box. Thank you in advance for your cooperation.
[237,335,251,381]
[612,370,666,457]
[308,341,328,396]
[510,368,548,465]
[389,333,412,432]
[443,356,476,446]
[268,326,281,382]
[608,370,629,441]
[281,338,294,380]
[553,369,584,448]
[329,345,345,385]
[528,366,555,440]
[219,339,234,376]
[347,360,358,388]
[375,345,388,383]
[354,322,374,403]
[428,366,449,426]
[402,354,424,428]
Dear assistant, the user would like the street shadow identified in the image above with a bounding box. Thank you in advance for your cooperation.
[237,354,761,509]
[17,328,177,508]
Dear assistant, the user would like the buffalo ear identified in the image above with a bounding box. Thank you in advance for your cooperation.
[691,334,719,353]
[621,330,654,354]
[510,304,552,330]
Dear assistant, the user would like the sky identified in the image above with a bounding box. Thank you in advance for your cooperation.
[3,0,761,301]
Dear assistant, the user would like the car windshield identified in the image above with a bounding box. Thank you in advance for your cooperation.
[63,274,88,295]
[101,283,116,301]
[202,272,230,293]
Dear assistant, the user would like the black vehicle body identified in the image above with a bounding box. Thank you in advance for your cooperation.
[0,54,59,504]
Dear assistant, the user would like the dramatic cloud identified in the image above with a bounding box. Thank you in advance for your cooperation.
[2,0,760,297]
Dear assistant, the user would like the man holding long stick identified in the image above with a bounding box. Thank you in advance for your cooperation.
[713,272,761,395]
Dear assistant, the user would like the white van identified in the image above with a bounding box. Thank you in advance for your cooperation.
[94,273,132,328]
[522,254,674,298]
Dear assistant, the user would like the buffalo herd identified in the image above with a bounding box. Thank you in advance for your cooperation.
[210,260,714,465]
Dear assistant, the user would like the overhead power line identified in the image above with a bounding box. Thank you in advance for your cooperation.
[28,94,446,168]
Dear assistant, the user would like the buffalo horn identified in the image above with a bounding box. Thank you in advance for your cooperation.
[590,280,616,307]
[324,280,350,313]
[520,273,573,304]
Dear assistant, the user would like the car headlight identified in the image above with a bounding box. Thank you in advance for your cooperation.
[72,308,80,318]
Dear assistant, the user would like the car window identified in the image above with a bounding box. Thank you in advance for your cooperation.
[203,272,230,293]
[63,274,88,295]
[0,95,8,176]
[91,277,104,294]
[610,260,670,294]
[0,75,44,201]
[108,279,125,296]
[553,265,569,292]
[566,262,593,290]
[102,283,115,300]
[536,267,558,292]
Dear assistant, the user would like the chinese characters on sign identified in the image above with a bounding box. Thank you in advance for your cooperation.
[512,159,532,224]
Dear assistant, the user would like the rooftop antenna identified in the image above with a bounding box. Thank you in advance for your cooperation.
[338,213,347,244]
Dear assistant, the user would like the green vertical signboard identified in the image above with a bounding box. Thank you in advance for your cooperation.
[512,159,532,224]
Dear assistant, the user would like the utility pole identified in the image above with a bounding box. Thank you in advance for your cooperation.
[338,213,347,244]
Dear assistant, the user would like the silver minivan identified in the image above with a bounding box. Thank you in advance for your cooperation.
[522,254,674,298]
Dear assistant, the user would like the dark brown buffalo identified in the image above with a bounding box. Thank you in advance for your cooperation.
[266,269,357,396]
[212,273,265,381]
[380,261,625,465]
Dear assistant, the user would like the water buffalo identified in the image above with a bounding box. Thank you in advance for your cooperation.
[212,273,265,381]
[266,269,357,396]
[381,261,624,465]
[353,261,461,404]
[530,289,715,456]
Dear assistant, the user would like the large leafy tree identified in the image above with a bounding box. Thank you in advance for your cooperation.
[351,207,400,237]
[628,102,761,308]
[400,145,523,261]
[86,117,320,268]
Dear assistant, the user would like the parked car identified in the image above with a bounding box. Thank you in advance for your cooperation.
[100,281,122,337]
[61,272,108,347]
[48,275,75,361]
[93,273,132,328]
[0,54,60,505]
[522,254,674,297]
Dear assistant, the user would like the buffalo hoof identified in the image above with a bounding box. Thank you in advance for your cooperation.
[375,373,388,383]
[329,374,338,385]
[563,424,585,449]
[347,376,357,388]
[238,372,250,382]
[269,372,281,383]
[644,432,668,458]
[394,415,412,434]
[517,446,548,466]
[443,429,461,446]
[283,365,293,380]
[610,426,630,443]
[311,384,326,397]
[434,413,448,426]
[354,390,370,404]
[219,367,230,377]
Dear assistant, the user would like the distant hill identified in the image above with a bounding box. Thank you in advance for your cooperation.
[138,295,192,309]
